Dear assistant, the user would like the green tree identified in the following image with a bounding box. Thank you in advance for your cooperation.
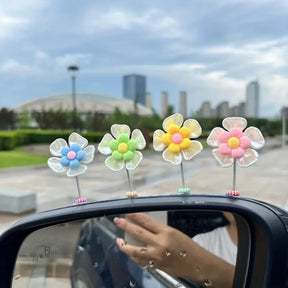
[18,111,31,129]
[0,108,17,130]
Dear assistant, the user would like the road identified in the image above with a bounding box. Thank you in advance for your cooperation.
[0,141,287,233]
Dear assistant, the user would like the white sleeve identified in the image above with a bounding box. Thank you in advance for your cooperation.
[192,226,237,265]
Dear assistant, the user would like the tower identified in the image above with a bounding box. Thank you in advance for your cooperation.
[145,92,152,109]
[161,91,168,117]
[179,91,187,118]
[245,81,259,118]
[123,74,146,106]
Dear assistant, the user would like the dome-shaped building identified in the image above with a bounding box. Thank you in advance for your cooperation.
[13,92,152,116]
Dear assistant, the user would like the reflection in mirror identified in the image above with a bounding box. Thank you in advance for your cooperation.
[12,210,248,288]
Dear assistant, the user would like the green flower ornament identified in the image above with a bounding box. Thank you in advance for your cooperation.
[98,124,146,171]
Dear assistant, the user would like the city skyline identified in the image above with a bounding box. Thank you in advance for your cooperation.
[1,1,288,118]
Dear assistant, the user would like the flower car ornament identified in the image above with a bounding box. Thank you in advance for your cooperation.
[153,113,203,194]
[47,132,95,204]
[98,124,146,197]
[207,117,265,196]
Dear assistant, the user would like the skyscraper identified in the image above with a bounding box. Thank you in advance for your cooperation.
[245,81,260,118]
[161,91,168,117]
[179,91,187,118]
[123,74,146,106]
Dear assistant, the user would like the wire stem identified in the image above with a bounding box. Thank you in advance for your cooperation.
[180,162,186,189]
[126,166,133,191]
[232,159,237,191]
[75,176,82,198]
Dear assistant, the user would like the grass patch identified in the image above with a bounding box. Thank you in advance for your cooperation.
[0,147,48,169]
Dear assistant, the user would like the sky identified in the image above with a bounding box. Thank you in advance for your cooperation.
[0,0,288,118]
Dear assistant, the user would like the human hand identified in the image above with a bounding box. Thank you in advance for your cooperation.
[113,212,202,278]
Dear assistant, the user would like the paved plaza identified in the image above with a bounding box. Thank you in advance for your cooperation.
[0,140,287,234]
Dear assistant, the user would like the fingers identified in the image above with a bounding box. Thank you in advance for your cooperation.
[126,213,166,234]
[116,237,156,267]
[114,216,156,245]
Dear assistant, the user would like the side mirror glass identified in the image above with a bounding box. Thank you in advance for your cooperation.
[12,210,249,288]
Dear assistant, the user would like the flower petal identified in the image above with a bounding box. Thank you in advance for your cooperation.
[237,148,259,167]
[111,124,130,139]
[131,129,146,150]
[98,133,114,155]
[218,143,231,155]
[207,127,225,147]
[153,130,166,151]
[239,136,251,149]
[231,147,245,158]
[67,164,87,177]
[222,117,247,132]
[183,119,202,138]
[244,127,265,149]
[212,149,234,167]
[163,114,183,132]
[229,128,244,138]
[49,138,68,156]
[69,159,80,169]
[82,145,95,163]
[69,133,88,149]
[76,150,86,161]
[219,131,230,143]
[47,157,68,173]
[163,149,182,165]
[70,143,82,152]
[105,156,125,171]
[126,151,143,170]
[182,141,203,160]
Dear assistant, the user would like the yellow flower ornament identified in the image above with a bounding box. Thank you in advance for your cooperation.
[153,114,203,165]
[153,114,203,194]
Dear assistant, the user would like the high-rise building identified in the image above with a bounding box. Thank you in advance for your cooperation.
[179,91,187,118]
[161,91,169,117]
[123,74,146,106]
[198,101,213,118]
[145,92,152,109]
[216,101,230,118]
[245,81,260,118]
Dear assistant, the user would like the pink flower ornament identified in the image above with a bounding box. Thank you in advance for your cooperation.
[207,117,265,168]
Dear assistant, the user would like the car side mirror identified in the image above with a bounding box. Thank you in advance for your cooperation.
[1,195,288,288]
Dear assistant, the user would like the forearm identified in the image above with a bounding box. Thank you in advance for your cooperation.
[171,239,234,288]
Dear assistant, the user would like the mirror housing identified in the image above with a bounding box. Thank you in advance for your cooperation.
[1,194,288,287]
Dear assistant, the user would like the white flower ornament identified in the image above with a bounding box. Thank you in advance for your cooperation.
[98,124,146,197]
[48,132,95,203]
[153,114,203,193]
[207,117,265,195]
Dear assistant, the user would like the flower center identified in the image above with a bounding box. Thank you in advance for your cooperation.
[67,151,76,160]
[172,133,183,144]
[118,143,128,153]
[228,137,240,149]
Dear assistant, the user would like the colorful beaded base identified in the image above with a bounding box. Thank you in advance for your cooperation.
[178,188,190,194]
[75,198,87,204]
[226,190,240,196]
[126,191,138,197]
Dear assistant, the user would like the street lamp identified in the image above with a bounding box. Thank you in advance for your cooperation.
[67,65,79,130]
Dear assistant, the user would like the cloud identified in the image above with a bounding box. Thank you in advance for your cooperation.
[55,54,93,68]
[201,38,288,69]
[0,0,47,40]
[83,8,185,40]
[0,59,43,77]
[1,0,288,117]
[0,15,30,39]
